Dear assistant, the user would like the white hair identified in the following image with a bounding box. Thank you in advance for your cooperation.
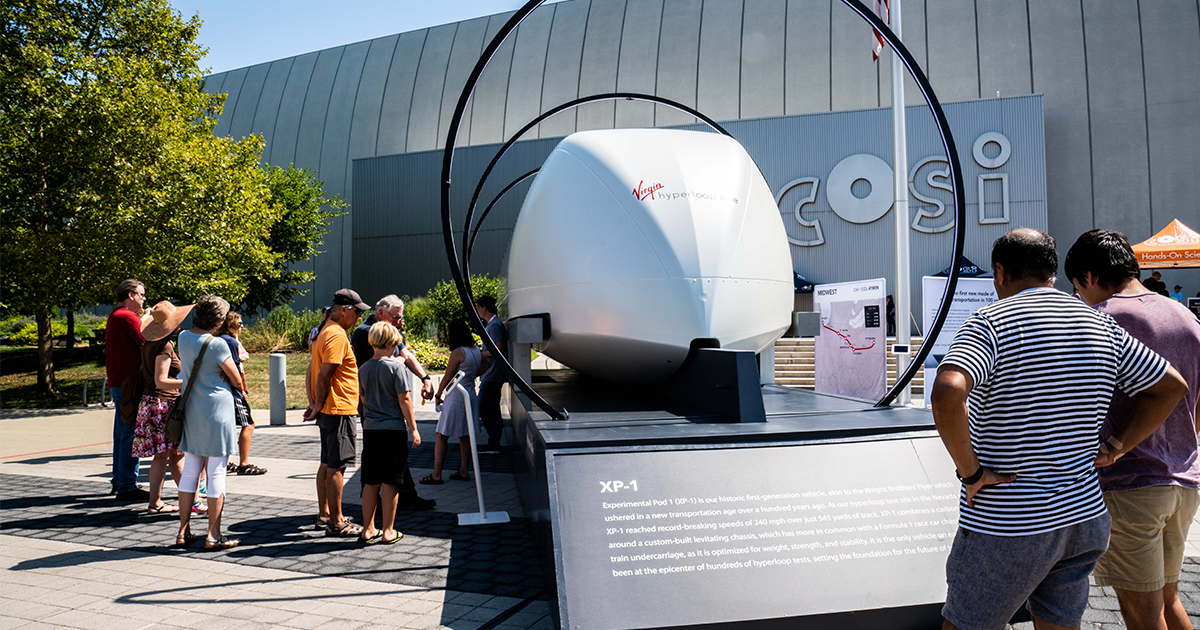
[375,294,404,311]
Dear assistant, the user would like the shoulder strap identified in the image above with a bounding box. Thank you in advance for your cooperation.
[177,336,215,408]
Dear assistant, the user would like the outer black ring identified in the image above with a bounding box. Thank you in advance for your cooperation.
[439,0,966,415]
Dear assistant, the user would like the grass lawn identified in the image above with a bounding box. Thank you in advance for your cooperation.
[0,345,312,411]
[0,345,109,409]
[242,350,311,410]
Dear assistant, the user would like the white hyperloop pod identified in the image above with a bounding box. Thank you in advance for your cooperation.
[507,128,794,383]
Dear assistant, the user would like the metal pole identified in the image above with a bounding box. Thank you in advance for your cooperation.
[269,353,287,425]
[453,371,510,526]
[890,0,912,406]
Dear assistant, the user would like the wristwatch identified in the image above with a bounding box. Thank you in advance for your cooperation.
[421,375,431,382]
[956,466,984,486]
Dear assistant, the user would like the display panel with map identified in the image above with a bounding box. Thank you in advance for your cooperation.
[813,278,887,400]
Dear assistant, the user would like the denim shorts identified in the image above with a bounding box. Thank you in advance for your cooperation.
[942,513,1111,630]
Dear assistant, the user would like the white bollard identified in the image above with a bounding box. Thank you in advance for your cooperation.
[451,370,510,526]
[269,353,287,426]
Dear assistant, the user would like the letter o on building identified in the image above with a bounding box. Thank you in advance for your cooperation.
[827,153,894,224]
[972,132,1011,169]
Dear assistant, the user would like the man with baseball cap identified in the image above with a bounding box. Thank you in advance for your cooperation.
[304,289,370,537]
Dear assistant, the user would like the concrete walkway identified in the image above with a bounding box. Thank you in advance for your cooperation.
[0,405,550,630]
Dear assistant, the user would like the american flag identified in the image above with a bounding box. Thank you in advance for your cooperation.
[872,0,890,61]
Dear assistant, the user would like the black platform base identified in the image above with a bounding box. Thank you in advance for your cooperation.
[507,369,965,630]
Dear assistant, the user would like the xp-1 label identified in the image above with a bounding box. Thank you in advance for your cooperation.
[551,437,959,629]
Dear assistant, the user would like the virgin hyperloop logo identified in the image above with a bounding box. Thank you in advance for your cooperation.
[633,180,664,201]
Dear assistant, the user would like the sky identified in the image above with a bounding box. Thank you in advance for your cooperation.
[168,0,565,75]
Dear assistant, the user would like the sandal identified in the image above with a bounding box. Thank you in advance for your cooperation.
[418,474,443,485]
[148,503,179,514]
[315,517,330,530]
[382,532,403,544]
[236,464,267,475]
[325,519,364,538]
[202,536,241,551]
[358,530,382,544]
[174,531,198,548]
[226,462,238,474]
[449,471,471,482]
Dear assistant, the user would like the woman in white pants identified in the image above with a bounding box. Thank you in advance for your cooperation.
[174,295,243,550]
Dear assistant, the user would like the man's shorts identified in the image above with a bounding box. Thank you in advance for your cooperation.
[1094,484,1199,592]
[942,513,1110,630]
[316,413,357,469]
[360,429,409,487]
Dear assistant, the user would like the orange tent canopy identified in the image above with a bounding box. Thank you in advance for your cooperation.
[1133,219,1200,269]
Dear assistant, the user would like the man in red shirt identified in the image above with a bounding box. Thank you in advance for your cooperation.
[106,279,147,500]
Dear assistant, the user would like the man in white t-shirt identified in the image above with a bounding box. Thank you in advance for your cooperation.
[930,228,1187,630]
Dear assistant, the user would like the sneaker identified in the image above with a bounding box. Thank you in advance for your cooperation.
[114,488,149,502]
[397,496,436,511]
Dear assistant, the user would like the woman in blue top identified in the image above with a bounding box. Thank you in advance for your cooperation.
[218,311,265,476]
[174,295,243,551]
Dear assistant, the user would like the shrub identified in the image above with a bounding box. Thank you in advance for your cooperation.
[10,321,67,346]
[0,315,35,336]
[241,325,285,353]
[402,296,437,342]
[288,309,325,350]
[409,338,450,372]
[426,274,506,343]
[264,305,295,336]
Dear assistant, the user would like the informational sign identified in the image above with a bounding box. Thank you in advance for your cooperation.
[551,437,959,629]
[921,276,999,405]
[813,279,887,400]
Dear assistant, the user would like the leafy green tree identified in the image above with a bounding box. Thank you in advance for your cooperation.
[240,165,347,313]
[0,0,279,395]
[427,274,507,344]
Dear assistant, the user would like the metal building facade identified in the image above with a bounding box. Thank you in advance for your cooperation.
[203,0,1200,310]
[352,95,1047,330]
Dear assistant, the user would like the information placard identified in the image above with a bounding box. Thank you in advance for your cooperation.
[812,278,887,400]
[551,437,960,629]
[921,276,998,405]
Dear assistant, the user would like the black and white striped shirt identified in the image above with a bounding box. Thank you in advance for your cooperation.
[941,287,1168,536]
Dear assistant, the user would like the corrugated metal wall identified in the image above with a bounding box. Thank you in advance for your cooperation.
[352,95,1047,332]
[205,0,1200,310]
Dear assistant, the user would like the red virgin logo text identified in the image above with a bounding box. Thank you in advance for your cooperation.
[633,180,664,201]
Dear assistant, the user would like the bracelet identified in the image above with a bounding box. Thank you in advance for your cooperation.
[421,375,431,382]
[956,466,984,486]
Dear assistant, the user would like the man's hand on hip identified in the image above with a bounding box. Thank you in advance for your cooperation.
[965,467,1016,507]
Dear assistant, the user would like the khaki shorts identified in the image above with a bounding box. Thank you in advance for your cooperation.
[1094,485,1199,592]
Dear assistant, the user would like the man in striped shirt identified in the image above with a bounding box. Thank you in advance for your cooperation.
[1066,230,1200,630]
[931,228,1188,630]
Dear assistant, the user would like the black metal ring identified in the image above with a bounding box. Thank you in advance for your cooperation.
[439,0,966,416]
[467,168,539,265]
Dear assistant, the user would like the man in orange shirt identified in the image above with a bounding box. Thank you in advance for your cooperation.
[304,289,370,537]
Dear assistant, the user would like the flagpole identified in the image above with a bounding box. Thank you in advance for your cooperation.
[889,0,913,406]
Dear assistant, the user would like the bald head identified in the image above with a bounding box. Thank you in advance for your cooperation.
[991,228,1058,283]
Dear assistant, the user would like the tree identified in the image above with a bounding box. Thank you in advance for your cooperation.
[240,165,347,313]
[0,0,280,395]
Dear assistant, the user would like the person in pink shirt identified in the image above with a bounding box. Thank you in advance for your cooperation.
[106,279,147,500]
[1067,230,1200,630]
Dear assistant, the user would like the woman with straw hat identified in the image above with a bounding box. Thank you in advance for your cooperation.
[134,300,193,514]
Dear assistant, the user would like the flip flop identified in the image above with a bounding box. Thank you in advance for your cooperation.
[418,474,443,485]
[358,531,383,544]
[449,472,471,482]
[148,503,180,514]
[382,532,404,544]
